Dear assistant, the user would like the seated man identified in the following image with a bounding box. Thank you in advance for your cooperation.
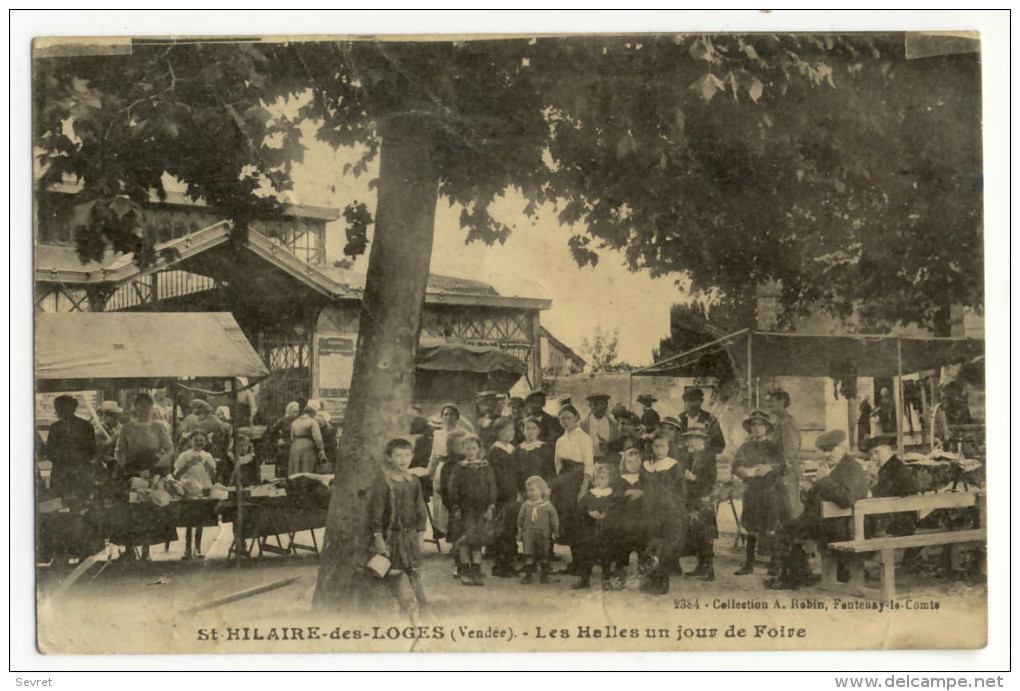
[767,429,870,589]
[868,442,921,568]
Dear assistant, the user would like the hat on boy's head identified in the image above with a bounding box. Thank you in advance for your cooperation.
[54,394,79,411]
[682,388,705,402]
[190,399,213,412]
[100,401,123,415]
[558,395,572,406]
[660,416,683,431]
[427,415,444,429]
[586,393,611,402]
[815,429,847,452]
[476,390,499,400]
[681,425,710,439]
[742,409,774,433]
[636,394,657,405]
[526,390,547,401]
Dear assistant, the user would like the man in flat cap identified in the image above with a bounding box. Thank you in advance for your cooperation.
[522,390,563,445]
[767,429,871,589]
[677,388,726,455]
[581,393,617,464]
[475,390,503,449]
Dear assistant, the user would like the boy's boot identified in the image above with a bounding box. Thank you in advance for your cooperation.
[539,562,551,584]
[735,537,756,575]
[459,562,474,586]
[571,569,591,590]
[470,562,485,586]
[521,564,534,585]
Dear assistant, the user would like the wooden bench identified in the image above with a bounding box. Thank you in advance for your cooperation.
[817,491,985,600]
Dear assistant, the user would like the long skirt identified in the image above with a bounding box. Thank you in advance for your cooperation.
[740,476,789,536]
[549,461,584,545]
[288,438,318,476]
[432,461,450,541]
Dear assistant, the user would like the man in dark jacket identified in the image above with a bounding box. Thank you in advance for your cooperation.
[45,395,98,500]
[768,429,870,589]
[868,443,922,567]
[522,390,563,444]
[677,388,726,455]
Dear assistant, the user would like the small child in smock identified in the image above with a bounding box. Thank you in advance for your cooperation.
[572,464,620,590]
[516,476,559,584]
[173,430,216,559]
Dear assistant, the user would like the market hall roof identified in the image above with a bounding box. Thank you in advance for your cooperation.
[35,312,269,391]
[34,221,551,311]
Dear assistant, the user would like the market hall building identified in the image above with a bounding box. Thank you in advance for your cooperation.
[34,185,551,423]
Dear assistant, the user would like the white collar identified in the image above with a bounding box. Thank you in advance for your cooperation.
[644,457,678,472]
[620,473,640,484]
[525,498,550,507]
[589,487,614,498]
[492,441,515,454]
[519,440,543,450]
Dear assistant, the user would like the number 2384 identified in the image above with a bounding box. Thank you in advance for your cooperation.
[673,598,700,610]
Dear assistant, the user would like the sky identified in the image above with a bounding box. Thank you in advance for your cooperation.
[284,131,688,367]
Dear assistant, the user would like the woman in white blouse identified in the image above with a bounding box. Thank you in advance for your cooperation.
[550,405,594,574]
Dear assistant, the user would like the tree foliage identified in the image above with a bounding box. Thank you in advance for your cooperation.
[581,326,629,373]
[35,34,982,332]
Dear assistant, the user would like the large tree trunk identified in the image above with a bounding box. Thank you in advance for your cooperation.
[312,115,440,611]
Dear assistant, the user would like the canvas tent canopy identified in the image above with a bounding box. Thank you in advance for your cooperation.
[634,329,985,379]
[414,343,528,402]
[36,312,269,392]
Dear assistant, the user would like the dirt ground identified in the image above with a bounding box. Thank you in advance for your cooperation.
[36,519,988,655]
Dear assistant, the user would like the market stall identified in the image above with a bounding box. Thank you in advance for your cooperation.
[631,329,984,457]
[36,312,270,562]
[413,342,528,420]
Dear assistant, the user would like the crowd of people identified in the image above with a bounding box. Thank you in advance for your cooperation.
[41,382,924,593]
[381,384,937,607]
[40,390,264,560]
[366,385,922,606]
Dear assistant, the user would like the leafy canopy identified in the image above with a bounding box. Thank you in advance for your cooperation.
[34,34,982,330]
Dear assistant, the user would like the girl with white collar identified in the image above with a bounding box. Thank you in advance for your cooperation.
[608,448,646,588]
[639,430,688,595]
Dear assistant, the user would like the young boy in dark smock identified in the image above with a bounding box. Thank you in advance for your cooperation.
[368,438,428,613]
[572,465,620,590]
[487,417,521,577]
[608,448,646,588]
[678,426,718,581]
[516,476,559,583]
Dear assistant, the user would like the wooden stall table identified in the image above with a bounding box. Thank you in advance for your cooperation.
[218,491,327,559]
